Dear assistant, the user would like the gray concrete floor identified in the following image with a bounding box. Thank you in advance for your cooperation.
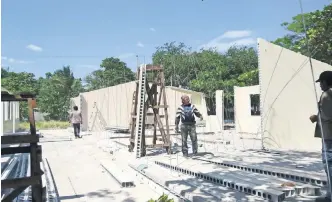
[37,129,326,202]
[40,130,160,202]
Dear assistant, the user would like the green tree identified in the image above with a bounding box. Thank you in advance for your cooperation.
[274,3,332,64]
[152,42,199,87]
[1,68,38,120]
[152,43,258,114]
[85,57,135,90]
[38,66,83,120]
[190,46,258,108]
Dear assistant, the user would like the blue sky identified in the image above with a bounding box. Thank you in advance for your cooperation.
[1,0,329,79]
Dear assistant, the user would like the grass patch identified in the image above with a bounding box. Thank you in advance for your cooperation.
[19,121,70,130]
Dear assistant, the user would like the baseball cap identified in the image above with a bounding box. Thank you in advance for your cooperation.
[316,71,332,82]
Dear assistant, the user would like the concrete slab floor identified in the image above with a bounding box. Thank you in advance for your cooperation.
[39,129,327,202]
[104,131,324,173]
[40,130,160,202]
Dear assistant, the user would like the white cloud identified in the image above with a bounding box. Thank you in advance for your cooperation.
[5,57,33,64]
[118,53,136,59]
[219,30,252,39]
[26,44,43,52]
[149,28,156,32]
[199,30,256,52]
[1,56,8,60]
[136,42,144,48]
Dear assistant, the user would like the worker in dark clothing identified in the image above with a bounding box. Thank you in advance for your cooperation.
[69,106,83,139]
[310,71,332,202]
[175,95,203,157]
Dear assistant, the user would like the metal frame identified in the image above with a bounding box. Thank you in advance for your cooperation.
[128,64,171,157]
[1,90,44,202]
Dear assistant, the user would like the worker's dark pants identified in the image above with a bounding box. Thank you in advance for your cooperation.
[73,123,81,137]
[322,139,332,198]
[181,124,197,156]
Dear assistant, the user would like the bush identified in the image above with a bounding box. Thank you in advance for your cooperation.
[148,194,174,202]
[19,121,70,130]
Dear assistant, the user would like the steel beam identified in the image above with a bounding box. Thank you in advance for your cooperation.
[100,160,134,188]
[193,156,327,187]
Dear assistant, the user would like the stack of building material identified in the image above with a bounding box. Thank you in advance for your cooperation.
[153,156,321,202]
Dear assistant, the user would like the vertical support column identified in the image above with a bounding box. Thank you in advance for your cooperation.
[79,93,83,130]
[79,93,87,132]
[152,83,158,145]
[12,102,15,133]
[215,90,224,131]
[4,101,9,121]
[161,71,171,154]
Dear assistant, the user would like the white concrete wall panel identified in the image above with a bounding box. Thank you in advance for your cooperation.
[258,38,332,151]
[2,101,20,134]
[234,85,261,135]
[215,90,224,131]
[73,82,210,132]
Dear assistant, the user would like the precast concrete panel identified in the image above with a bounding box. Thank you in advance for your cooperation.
[2,101,20,133]
[234,85,261,136]
[215,90,224,131]
[258,38,332,151]
[73,82,210,132]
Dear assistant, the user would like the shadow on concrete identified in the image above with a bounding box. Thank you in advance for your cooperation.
[145,148,167,157]
[122,197,136,202]
[85,189,135,201]
[58,189,136,201]
[59,194,85,200]
[164,177,259,201]
[40,139,72,143]
[199,149,324,173]
[162,171,320,201]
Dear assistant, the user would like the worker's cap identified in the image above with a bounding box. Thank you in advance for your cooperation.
[316,71,332,83]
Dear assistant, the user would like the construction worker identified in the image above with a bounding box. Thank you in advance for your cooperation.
[309,71,332,202]
[69,106,83,139]
[175,95,203,157]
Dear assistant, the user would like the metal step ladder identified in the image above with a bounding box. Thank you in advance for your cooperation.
[134,65,147,158]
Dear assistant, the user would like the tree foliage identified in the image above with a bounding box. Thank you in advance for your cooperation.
[274,3,332,64]
[38,66,83,120]
[1,68,38,119]
[84,57,135,90]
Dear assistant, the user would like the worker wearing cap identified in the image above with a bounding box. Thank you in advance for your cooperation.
[175,95,203,157]
[310,71,332,202]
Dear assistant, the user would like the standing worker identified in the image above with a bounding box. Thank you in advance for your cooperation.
[69,106,83,139]
[175,95,203,157]
[309,71,332,202]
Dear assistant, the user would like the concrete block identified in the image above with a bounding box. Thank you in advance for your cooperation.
[100,160,134,188]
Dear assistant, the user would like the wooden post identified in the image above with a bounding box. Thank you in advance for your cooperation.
[28,98,43,202]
